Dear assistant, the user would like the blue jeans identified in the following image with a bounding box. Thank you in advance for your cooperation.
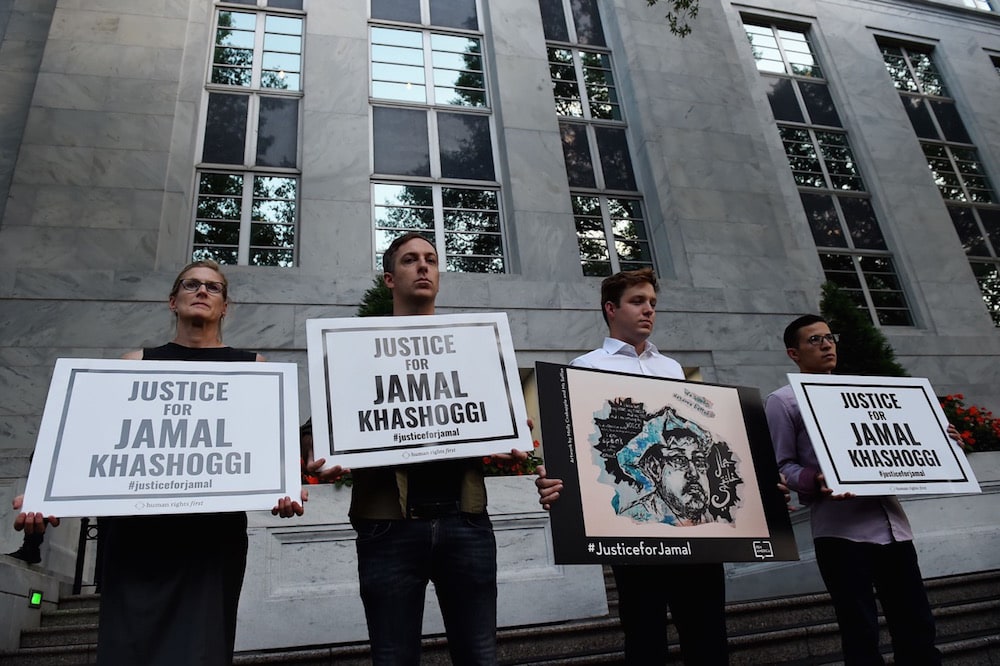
[815,537,941,666]
[354,513,498,666]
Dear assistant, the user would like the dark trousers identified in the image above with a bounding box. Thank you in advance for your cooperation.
[354,513,498,666]
[815,537,941,666]
[612,562,728,665]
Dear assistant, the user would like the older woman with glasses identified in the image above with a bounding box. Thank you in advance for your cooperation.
[13,260,306,666]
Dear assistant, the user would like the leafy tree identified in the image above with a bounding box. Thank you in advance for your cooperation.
[819,282,908,377]
[646,0,700,37]
[357,277,393,317]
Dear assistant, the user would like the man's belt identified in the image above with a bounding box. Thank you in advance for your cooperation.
[406,500,461,519]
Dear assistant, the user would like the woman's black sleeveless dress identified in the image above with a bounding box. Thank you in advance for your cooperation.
[96,343,256,666]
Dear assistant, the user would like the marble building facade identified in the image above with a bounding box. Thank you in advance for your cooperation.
[1,0,999,547]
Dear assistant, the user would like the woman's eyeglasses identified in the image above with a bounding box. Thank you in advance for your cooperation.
[179,279,225,295]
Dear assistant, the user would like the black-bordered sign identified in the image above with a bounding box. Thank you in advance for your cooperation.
[537,362,797,564]
[307,313,532,469]
[23,359,301,517]
[788,373,980,496]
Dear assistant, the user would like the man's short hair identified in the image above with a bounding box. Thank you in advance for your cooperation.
[382,232,435,273]
[599,267,658,325]
[783,314,828,349]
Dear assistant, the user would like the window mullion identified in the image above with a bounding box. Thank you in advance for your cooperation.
[573,50,591,121]
[588,125,606,190]
[245,95,259,167]
[598,197,619,273]
[432,185,446,261]
[852,255,881,323]
[423,31,435,105]
[809,129,836,189]
[238,175,254,265]
[943,145,974,202]
[252,14,266,88]
[428,109,442,178]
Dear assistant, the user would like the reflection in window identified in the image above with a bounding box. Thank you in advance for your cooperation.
[373,183,504,273]
[880,42,1000,324]
[212,11,303,91]
[820,253,911,326]
[371,27,486,107]
[574,196,652,276]
[744,20,912,325]
[547,47,620,120]
[194,173,297,267]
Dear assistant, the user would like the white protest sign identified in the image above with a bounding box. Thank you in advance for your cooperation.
[788,373,980,495]
[22,359,301,517]
[306,312,532,468]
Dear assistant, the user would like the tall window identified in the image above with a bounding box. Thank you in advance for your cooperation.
[881,43,1000,325]
[540,0,653,276]
[194,1,304,267]
[370,0,505,273]
[744,22,914,325]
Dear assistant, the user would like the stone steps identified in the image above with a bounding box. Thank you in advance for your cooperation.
[3,569,998,665]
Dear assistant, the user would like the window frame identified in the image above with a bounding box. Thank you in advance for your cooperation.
[880,41,1000,325]
[744,19,915,326]
[192,3,305,267]
[542,0,655,277]
[367,0,508,274]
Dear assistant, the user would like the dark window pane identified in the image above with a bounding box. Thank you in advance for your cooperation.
[901,97,938,140]
[880,46,918,93]
[929,101,970,143]
[979,208,1000,256]
[373,106,430,177]
[256,97,298,168]
[197,196,240,220]
[371,0,421,23]
[251,222,295,248]
[780,126,824,188]
[800,81,841,127]
[444,231,501,256]
[560,123,596,188]
[446,255,505,273]
[438,112,495,181]
[876,309,914,326]
[595,127,636,191]
[538,0,570,41]
[800,192,846,248]
[839,197,886,250]
[970,261,1000,325]
[948,205,988,256]
[909,50,947,96]
[193,246,239,265]
[195,220,240,245]
[818,131,864,191]
[763,77,804,123]
[430,0,477,29]
[199,172,244,196]
[952,147,995,204]
[268,0,302,9]
[570,0,606,46]
[203,93,248,164]
[250,248,293,267]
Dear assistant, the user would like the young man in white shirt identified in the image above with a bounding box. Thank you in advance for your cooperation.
[536,268,728,665]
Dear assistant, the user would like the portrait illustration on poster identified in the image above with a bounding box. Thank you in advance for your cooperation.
[590,398,744,528]
[536,362,797,565]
